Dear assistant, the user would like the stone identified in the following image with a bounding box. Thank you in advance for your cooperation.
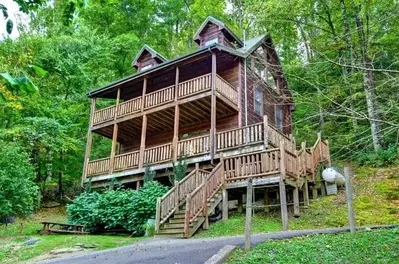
[23,238,40,246]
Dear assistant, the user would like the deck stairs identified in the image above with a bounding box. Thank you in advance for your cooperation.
[154,130,331,238]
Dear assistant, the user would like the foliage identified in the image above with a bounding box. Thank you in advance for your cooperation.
[67,182,168,235]
[0,141,40,219]
[168,155,188,184]
[227,229,399,264]
[354,146,398,167]
[143,163,156,184]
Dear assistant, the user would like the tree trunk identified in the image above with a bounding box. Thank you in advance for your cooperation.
[354,7,382,150]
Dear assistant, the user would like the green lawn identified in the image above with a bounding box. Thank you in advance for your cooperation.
[196,166,399,238]
[227,228,399,264]
[0,207,143,264]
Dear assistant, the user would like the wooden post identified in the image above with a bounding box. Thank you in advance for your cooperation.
[81,98,96,186]
[245,178,253,251]
[344,167,355,233]
[293,187,300,217]
[263,115,268,149]
[264,189,270,213]
[279,178,288,231]
[184,194,191,238]
[312,185,318,200]
[136,180,141,190]
[141,77,147,111]
[175,66,179,101]
[109,123,119,173]
[115,88,120,119]
[139,114,147,168]
[303,178,309,207]
[237,193,243,213]
[280,140,286,180]
[173,105,180,160]
[175,180,180,213]
[222,187,228,221]
[155,197,161,233]
[202,174,209,230]
[210,52,217,164]
[237,62,242,128]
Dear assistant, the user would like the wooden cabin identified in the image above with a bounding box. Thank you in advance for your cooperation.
[82,16,331,238]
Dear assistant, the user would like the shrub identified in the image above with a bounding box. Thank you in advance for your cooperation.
[0,141,40,219]
[67,181,168,235]
[354,146,398,167]
[143,163,156,183]
[168,155,188,184]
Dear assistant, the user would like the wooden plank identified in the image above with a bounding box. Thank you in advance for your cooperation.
[245,178,253,251]
[109,123,119,173]
[173,105,180,160]
[210,52,217,163]
[293,187,300,217]
[344,167,355,233]
[279,178,288,231]
[139,115,147,168]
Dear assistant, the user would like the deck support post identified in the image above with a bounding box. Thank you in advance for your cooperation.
[237,193,243,213]
[245,178,253,251]
[279,140,288,230]
[136,180,141,190]
[237,62,242,128]
[82,98,96,185]
[264,189,270,213]
[173,105,180,160]
[263,115,268,149]
[293,187,300,217]
[155,197,161,233]
[222,188,228,221]
[139,114,147,169]
[109,123,119,173]
[303,178,309,207]
[210,52,217,164]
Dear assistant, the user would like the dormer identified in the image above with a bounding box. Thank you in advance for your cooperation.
[132,45,167,72]
[193,16,243,48]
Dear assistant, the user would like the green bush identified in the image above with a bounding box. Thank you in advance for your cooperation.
[67,181,168,235]
[0,141,40,219]
[354,146,398,167]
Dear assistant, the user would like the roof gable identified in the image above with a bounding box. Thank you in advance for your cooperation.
[132,45,167,69]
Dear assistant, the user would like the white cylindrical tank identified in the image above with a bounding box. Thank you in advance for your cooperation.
[322,168,345,186]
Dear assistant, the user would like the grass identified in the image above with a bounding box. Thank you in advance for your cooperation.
[196,166,399,238]
[227,228,399,264]
[0,207,143,264]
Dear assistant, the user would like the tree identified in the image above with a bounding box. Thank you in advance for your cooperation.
[0,141,40,219]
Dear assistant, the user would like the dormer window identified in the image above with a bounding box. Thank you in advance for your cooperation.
[205,38,218,46]
[141,64,153,71]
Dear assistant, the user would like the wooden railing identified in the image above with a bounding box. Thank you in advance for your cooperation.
[144,85,175,109]
[92,105,116,125]
[217,123,263,150]
[223,149,281,182]
[205,163,224,201]
[267,125,295,153]
[87,158,110,176]
[144,143,172,164]
[215,75,238,104]
[178,134,210,157]
[178,169,203,204]
[114,151,140,171]
[283,149,299,179]
[118,97,142,117]
[178,73,211,98]
[156,185,178,227]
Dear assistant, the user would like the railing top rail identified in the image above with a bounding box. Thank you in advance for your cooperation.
[179,134,210,142]
[119,96,142,105]
[224,148,280,159]
[178,73,211,85]
[88,157,110,163]
[115,150,140,158]
[198,169,211,174]
[145,142,172,151]
[216,122,263,135]
[268,124,291,140]
[160,184,177,201]
[189,182,205,197]
[144,85,175,96]
[179,169,197,185]
[95,104,116,112]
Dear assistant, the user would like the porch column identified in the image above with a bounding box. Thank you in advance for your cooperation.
[139,114,147,168]
[293,187,300,217]
[173,105,180,160]
[303,178,310,207]
[237,62,242,128]
[210,52,217,163]
[81,97,96,186]
[175,66,179,101]
[109,88,121,173]
[141,77,147,112]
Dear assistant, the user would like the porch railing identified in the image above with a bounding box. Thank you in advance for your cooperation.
[87,157,110,176]
[178,134,210,157]
[215,74,238,104]
[114,150,140,171]
[118,97,142,117]
[92,105,115,125]
[144,143,173,164]
[144,85,175,109]
[216,123,263,150]
[178,74,211,98]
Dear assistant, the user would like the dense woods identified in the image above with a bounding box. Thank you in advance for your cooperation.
[0,0,398,204]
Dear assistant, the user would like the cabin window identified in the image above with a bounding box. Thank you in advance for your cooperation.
[275,106,283,131]
[205,38,218,46]
[266,71,277,89]
[254,88,263,116]
[141,64,153,71]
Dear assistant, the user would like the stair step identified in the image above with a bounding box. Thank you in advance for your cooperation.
[163,223,192,229]
[155,233,185,238]
[169,218,185,224]
[173,213,186,219]
[158,228,184,234]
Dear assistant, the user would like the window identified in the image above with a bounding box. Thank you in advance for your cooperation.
[254,88,263,116]
[275,106,283,131]
[266,71,277,89]
[141,64,153,71]
[205,38,218,46]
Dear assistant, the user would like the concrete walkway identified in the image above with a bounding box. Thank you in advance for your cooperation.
[40,225,398,264]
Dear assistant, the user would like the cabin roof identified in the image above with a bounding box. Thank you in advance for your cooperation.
[193,16,244,47]
[131,44,168,68]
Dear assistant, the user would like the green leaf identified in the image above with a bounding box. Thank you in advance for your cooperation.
[6,19,13,34]
[28,65,48,77]
[0,73,18,85]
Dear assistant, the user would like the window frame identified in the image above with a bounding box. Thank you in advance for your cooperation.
[204,38,218,46]
[254,87,263,116]
[275,105,283,131]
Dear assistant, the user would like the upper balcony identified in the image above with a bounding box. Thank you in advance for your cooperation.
[91,74,238,130]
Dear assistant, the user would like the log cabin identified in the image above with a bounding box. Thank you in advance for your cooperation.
[82,16,331,238]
